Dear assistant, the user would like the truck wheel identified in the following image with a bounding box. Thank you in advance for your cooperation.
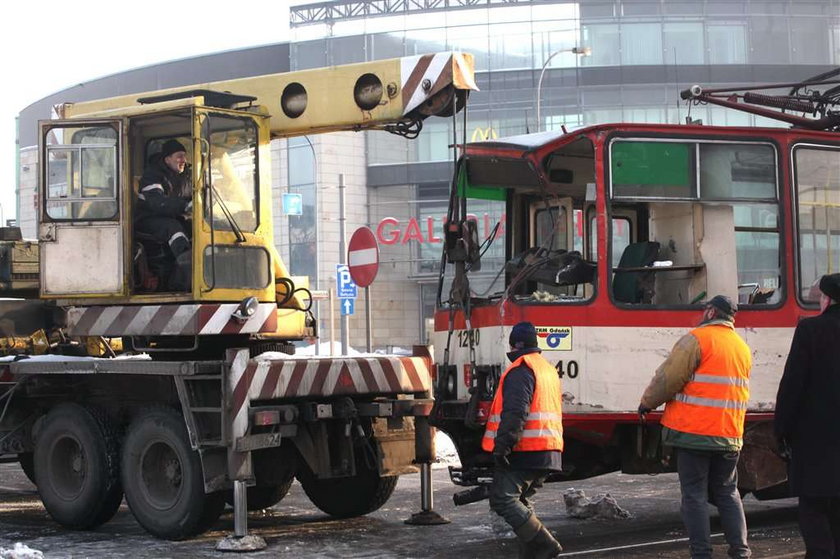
[298,453,398,518]
[18,452,35,484]
[33,403,123,529]
[121,408,224,540]
[224,477,295,511]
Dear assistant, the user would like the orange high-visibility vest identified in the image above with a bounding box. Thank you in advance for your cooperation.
[661,324,751,439]
[481,352,564,453]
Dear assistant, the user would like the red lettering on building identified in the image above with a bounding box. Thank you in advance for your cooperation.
[376,217,400,245]
[401,217,424,244]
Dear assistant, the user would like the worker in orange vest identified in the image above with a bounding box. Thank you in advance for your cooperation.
[482,321,564,559]
[639,295,752,559]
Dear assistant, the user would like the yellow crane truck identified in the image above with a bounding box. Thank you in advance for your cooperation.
[0,52,476,547]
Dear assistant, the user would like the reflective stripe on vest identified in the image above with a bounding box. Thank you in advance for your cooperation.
[661,325,751,439]
[481,352,564,453]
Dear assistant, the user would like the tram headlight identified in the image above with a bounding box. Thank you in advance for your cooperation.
[446,373,457,398]
[435,365,457,400]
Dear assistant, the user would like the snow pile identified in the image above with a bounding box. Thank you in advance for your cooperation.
[434,431,461,467]
[562,488,632,520]
[0,543,44,559]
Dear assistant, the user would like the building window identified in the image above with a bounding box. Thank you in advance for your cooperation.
[707,24,747,64]
[620,23,663,65]
[287,137,317,284]
[581,24,620,66]
[663,22,704,65]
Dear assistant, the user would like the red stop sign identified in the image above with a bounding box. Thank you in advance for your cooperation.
[348,226,380,287]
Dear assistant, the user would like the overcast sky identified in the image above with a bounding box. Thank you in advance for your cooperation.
[0,1,293,224]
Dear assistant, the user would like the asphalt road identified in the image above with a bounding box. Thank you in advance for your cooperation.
[0,461,805,558]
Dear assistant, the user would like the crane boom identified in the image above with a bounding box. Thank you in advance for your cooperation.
[59,52,478,137]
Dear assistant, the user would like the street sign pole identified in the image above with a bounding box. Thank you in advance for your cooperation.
[339,174,348,356]
[365,286,372,353]
[329,287,336,356]
[348,225,380,353]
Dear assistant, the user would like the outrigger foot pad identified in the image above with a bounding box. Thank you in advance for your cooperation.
[216,534,268,552]
[404,510,451,525]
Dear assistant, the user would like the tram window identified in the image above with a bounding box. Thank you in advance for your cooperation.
[794,146,840,305]
[592,215,632,267]
[699,144,776,200]
[503,136,596,304]
[733,203,781,305]
[612,141,694,198]
[609,140,781,307]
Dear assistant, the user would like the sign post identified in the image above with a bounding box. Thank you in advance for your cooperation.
[348,227,380,353]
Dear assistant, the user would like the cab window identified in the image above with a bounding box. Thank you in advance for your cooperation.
[44,125,118,221]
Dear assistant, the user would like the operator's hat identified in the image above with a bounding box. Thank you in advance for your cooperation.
[706,295,737,321]
[819,273,840,301]
[509,322,538,350]
[161,139,186,159]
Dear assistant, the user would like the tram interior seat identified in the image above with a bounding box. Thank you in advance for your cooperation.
[613,241,661,304]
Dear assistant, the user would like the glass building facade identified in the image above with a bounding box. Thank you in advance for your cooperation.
[285,0,839,343]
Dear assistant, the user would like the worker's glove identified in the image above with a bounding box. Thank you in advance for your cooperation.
[638,404,651,419]
[493,452,511,470]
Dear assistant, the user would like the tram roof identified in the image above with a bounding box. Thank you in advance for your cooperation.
[463,121,840,158]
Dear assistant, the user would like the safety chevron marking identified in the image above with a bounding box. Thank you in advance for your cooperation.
[401,52,478,114]
[225,352,432,480]
[66,303,278,337]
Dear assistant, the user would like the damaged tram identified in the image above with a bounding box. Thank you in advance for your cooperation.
[431,77,840,502]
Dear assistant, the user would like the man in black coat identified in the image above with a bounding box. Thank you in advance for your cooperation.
[136,139,193,291]
[775,272,840,558]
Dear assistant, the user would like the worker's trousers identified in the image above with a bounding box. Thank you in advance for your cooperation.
[677,448,751,559]
[488,467,549,531]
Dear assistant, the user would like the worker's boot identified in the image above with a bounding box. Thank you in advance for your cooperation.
[169,251,192,292]
[529,525,563,559]
[515,515,563,559]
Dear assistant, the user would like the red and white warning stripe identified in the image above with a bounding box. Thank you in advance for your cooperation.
[401,52,478,115]
[67,303,278,337]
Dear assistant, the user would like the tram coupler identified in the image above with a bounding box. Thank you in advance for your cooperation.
[453,484,490,506]
[216,480,267,552]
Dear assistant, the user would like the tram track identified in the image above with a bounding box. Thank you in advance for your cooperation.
[553,505,801,558]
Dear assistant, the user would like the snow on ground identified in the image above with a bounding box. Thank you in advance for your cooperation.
[563,488,632,520]
[435,431,461,468]
[0,543,43,559]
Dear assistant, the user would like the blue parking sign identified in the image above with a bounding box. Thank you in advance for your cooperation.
[282,192,303,216]
[336,265,357,299]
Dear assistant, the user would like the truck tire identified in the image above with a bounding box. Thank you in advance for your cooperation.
[298,452,398,518]
[224,477,295,511]
[18,452,35,485]
[33,403,123,529]
[121,407,224,540]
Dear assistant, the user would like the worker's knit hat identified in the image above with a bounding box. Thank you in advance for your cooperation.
[706,295,737,321]
[509,322,538,350]
[819,273,840,302]
[161,139,186,159]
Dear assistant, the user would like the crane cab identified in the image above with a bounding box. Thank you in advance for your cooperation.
[38,93,274,306]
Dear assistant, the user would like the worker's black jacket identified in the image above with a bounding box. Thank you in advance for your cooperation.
[136,155,191,224]
[775,303,840,496]
[496,347,563,471]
